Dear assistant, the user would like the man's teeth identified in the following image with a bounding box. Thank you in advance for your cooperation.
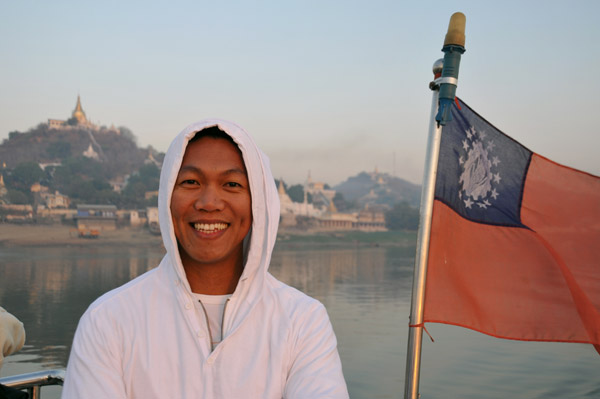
[193,223,228,233]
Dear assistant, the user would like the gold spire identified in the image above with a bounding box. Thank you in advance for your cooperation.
[72,95,87,124]
[277,179,287,195]
[328,199,338,213]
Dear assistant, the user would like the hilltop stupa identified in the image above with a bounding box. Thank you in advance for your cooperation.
[72,95,88,124]
[48,95,96,130]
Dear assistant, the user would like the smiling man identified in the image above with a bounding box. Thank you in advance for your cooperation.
[62,121,348,398]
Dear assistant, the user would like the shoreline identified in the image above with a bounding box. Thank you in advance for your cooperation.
[0,223,417,248]
[0,223,164,248]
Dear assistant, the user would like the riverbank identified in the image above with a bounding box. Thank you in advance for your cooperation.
[0,223,417,248]
[0,223,163,247]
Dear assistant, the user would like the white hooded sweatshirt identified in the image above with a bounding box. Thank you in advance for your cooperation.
[62,120,349,399]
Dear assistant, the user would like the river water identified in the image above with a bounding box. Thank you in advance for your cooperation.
[0,244,598,398]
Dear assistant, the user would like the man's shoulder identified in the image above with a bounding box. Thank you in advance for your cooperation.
[264,273,326,318]
[85,266,164,318]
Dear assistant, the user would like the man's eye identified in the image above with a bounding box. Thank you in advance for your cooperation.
[181,179,198,185]
[225,182,242,188]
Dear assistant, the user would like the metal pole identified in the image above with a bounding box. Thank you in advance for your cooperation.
[403,12,466,399]
[403,60,443,399]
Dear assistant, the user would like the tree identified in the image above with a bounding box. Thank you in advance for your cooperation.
[385,201,419,230]
[7,189,30,205]
[287,184,312,203]
[8,162,45,191]
[137,164,160,190]
[118,126,137,144]
[46,141,72,159]
[332,192,351,212]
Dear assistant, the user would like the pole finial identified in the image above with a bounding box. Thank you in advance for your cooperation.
[444,12,466,47]
[432,59,444,78]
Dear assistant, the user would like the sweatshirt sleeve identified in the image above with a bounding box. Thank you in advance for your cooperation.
[62,308,127,399]
[0,306,26,369]
[284,302,349,399]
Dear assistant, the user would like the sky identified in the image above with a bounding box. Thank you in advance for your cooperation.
[1,1,599,186]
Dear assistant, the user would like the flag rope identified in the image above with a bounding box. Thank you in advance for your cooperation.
[409,323,435,342]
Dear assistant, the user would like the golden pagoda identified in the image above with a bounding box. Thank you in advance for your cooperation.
[71,95,88,124]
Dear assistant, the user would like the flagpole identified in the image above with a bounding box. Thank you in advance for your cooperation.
[403,13,466,399]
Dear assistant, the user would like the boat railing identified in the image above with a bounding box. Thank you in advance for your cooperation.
[0,369,65,399]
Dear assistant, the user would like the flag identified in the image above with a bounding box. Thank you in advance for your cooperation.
[423,98,600,352]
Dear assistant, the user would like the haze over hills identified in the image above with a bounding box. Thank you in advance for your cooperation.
[0,96,421,212]
[334,170,420,209]
[0,124,162,180]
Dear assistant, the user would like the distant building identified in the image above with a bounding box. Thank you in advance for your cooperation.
[129,209,147,228]
[278,179,322,227]
[40,191,70,209]
[0,174,8,203]
[109,176,128,193]
[144,190,159,200]
[315,205,387,232]
[305,172,336,209]
[0,204,34,222]
[48,95,98,130]
[83,143,100,160]
[75,204,118,231]
[147,207,160,234]
[355,205,387,232]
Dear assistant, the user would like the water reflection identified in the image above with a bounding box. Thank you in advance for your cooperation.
[270,246,415,398]
[1,244,599,399]
[0,246,165,369]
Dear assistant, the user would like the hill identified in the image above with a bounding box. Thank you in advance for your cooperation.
[334,171,421,208]
[0,124,161,180]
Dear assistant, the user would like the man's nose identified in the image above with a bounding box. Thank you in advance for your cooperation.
[194,185,224,212]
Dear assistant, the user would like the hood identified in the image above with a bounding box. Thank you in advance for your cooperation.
[158,119,280,299]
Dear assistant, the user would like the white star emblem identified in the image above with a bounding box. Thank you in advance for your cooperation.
[492,156,500,166]
[464,198,473,208]
[491,188,499,199]
[462,140,469,151]
[487,140,495,151]
[493,173,501,184]
[466,127,474,140]
[477,202,487,209]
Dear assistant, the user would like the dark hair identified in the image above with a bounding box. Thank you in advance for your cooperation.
[189,126,236,145]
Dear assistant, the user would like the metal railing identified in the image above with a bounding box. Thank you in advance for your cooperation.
[0,369,65,399]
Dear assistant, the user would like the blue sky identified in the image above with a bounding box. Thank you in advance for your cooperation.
[1,1,599,185]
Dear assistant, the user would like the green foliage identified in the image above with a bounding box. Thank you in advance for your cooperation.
[385,201,419,231]
[8,162,45,191]
[287,184,312,203]
[119,163,161,208]
[137,163,160,188]
[118,126,137,144]
[50,157,117,205]
[7,189,30,205]
[46,141,72,159]
[333,192,351,211]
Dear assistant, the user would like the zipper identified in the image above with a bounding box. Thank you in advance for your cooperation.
[198,298,231,352]
[197,300,214,351]
[221,298,230,344]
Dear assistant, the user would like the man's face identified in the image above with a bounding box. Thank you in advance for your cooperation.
[170,136,252,269]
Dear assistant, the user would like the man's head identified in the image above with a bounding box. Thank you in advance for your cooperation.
[170,127,252,271]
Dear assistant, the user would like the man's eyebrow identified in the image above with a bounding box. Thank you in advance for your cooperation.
[222,168,247,176]
[177,166,247,177]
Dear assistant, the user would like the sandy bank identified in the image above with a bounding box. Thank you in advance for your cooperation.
[0,223,164,248]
